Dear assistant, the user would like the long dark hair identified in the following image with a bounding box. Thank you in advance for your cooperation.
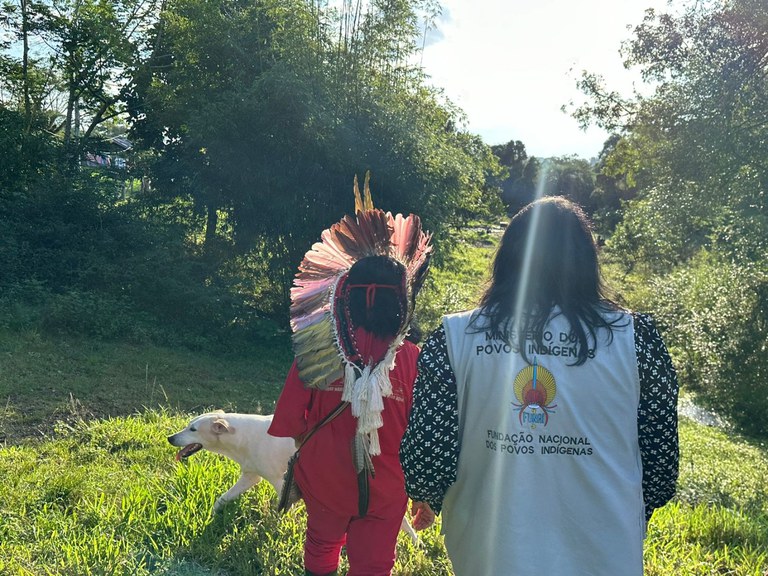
[346,255,408,338]
[470,196,625,365]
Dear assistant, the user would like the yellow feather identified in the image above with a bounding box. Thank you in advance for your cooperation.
[363,171,374,211]
[293,320,334,350]
[354,174,363,214]
[302,359,343,389]
[353,172,375,214]
[296,345,339,370]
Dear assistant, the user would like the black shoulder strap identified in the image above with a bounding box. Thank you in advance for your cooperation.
[296,400,349,450]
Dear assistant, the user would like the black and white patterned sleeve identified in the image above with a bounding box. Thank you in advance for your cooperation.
[634,312,679,521]
[400,325,459,514]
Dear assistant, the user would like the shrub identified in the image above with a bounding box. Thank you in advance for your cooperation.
[0,156,281,350]
[642,251,768,437]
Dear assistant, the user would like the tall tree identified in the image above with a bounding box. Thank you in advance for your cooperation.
[574,0,768,266]
[543,156,597,214]
[573,0,768,434]
[1,0,162,160]
[129,0,502,313]
[491,139,528,213]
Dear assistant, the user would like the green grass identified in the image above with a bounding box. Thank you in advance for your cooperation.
[0,329,293,442]
[417,226,499,333]
[0,410,452,575]
[1,391,767,573]
[644,420,768,575]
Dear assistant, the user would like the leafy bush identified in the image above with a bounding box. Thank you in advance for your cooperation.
[0,146,280,349]
[40,290,158,341]
[637,252,768,437]
[607,183,717,274]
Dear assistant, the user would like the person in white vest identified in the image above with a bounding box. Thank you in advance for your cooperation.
[400,196,679,576]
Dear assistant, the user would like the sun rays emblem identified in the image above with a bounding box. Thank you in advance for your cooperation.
[512,358,557,429]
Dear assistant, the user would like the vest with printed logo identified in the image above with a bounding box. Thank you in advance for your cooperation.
[441,307,644,576]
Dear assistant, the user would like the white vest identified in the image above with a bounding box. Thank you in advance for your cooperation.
[441,308,644,576]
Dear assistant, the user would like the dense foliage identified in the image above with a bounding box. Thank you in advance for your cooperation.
[127,0,502,309]
[574,0,768,435]
[0,0,504,344]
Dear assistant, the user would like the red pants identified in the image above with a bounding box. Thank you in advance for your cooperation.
[303,493,407,576]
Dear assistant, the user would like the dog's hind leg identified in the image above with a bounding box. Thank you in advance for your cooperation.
[213,471,262,512]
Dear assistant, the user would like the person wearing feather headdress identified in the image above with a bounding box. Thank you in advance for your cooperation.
[268,175,432,576]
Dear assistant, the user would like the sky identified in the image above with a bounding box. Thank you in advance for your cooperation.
[419,0,675,160]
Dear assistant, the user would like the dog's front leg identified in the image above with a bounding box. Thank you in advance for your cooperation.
[213,471,262,512]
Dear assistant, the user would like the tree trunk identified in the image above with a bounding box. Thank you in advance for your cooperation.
[21,0,31,131]
[205,204,218,245]
[64,72,75,148]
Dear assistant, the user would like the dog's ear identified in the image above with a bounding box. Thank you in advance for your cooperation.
[211,418,234,434]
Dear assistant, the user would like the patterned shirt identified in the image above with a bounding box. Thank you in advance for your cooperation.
[400,312,679,521]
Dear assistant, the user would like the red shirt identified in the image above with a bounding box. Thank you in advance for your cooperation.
[269,330,419,516]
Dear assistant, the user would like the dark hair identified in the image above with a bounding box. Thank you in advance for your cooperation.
[347,255,408,338]
[405,322,423,344]
[470,196,624,365]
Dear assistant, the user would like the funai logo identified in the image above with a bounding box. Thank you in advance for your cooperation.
[512,358,557,430]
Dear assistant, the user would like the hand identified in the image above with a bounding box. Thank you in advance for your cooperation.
[410,500,435,531]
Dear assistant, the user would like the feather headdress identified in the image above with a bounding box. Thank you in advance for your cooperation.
[290,173,432,490]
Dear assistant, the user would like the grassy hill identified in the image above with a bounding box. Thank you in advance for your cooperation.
[0,328,293,443]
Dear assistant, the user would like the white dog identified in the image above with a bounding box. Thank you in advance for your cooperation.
[168,411,419,544]
[168,411,295,511]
